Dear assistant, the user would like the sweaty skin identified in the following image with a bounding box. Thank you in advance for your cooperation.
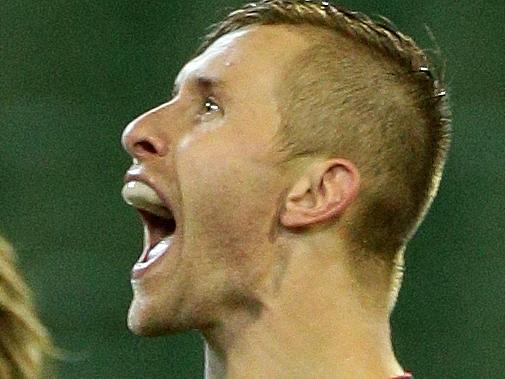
[122,25,405,379]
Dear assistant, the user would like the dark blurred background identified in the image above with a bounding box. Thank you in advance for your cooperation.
[1,0,503,378]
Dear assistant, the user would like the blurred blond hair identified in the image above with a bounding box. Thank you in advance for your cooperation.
[0,236,54,379]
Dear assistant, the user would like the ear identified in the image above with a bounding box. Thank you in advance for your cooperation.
[280,159,360,228]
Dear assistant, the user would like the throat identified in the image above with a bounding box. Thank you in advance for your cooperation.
[203,284,400,379]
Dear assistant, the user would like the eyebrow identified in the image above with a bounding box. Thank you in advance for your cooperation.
[171,76,225,98]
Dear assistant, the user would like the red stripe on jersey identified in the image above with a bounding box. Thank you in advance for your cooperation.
[391,373,413,379]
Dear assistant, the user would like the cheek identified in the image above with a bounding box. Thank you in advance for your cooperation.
[176,140,279,259]
[180,159,262,239]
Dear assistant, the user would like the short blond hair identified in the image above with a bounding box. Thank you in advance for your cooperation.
[0,237,54,378]
[199,0,451,259]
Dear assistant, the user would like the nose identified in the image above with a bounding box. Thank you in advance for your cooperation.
[122,104,169,159]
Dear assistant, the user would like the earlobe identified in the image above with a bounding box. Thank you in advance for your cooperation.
[280,159,359,228]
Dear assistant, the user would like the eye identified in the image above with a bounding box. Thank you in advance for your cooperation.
[203,97,220,114]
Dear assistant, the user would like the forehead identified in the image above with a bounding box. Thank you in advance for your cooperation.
[175,25,309,96]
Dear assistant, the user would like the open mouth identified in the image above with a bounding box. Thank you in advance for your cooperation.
[122,181,177,270]
[138,209,177,262]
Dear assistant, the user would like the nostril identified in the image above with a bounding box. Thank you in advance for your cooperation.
[134,140,158,155]
[124,132,167,158]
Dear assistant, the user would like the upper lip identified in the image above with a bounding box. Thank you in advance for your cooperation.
[124,166,175,219]
[123,166,177,259]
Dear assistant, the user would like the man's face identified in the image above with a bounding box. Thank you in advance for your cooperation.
[121,26,307,335]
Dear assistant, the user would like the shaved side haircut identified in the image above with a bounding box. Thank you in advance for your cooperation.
[198,0,451,305]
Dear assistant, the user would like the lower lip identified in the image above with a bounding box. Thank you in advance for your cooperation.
[131,237,173,279]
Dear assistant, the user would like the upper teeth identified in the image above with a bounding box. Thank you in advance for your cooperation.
[122,181,173,219]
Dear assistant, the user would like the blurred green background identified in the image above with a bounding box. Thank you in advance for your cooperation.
[1,0,503,378]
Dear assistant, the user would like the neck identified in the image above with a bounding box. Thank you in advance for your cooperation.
[204,238,404,379]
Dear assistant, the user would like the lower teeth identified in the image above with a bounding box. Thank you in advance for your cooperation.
[147,236,172,261]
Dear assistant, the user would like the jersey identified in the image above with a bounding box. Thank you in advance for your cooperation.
[392,373,413,379]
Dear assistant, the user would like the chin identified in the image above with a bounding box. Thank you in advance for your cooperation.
[126,296,173,336]
[127,296,205,337]
[127,301,162,337]
[127,310,185,337]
